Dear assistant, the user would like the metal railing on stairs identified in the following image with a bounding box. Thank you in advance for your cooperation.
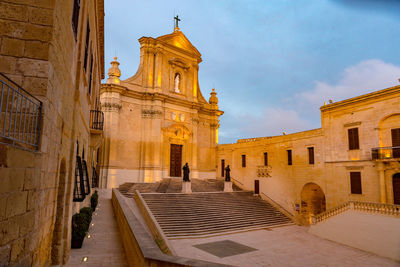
[0,73,42,150]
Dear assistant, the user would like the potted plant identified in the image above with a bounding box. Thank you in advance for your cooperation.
[71,212,90,248]
[91,190,99,211]
[79,207,93,227]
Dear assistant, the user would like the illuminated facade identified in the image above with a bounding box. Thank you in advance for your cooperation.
[99,27,223,187]
[217,85,400,222]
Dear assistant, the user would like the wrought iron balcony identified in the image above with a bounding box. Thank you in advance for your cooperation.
[0,73,42,150]
[90,110,104,131]
[371,146,400,160]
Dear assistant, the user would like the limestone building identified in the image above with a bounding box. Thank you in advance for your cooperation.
[0,0,104,265]
[217,85,400,222]
[100,27,223,188]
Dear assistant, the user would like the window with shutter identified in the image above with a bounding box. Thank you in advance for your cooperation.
[83,22,90,71]
[308,147,314,165]
[264,152,268,166]
[71,0,80,40]
[287,150,292,165]
[348,128,359,150]
[242,155,246,168]
[350,172,362,194]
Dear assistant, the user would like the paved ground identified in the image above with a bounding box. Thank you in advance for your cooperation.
[65,189,128,267]
[170,225,400,267]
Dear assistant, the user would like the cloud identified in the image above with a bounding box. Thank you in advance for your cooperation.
[298,59,400,106]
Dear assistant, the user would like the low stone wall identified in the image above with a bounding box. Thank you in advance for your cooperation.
[111,189,231,267]
[134,190,174,254]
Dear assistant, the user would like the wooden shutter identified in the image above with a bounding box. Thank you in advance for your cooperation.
[350,172,362,194]
[348,128,359,150]
[241,155,246,167]
[264,152,268,166]
[308,147,314,164]
[221,159,225,177]
[71,0,80,40]
[392,128,400,158]
[84,21,90,71]
[287,150,292,165]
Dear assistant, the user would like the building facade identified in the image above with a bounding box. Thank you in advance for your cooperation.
[99,27,223,188]
[217,85,400,222]
[0,0,104,265]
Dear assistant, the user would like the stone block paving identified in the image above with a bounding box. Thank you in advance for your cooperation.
[170,226,400,267]
[65,189,128,267]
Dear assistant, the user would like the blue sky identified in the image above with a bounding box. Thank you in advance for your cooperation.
[104,0,400,144]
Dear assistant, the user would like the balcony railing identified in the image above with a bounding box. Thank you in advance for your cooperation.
[0,73,42,150]
[90,110,104,131]
[371,146,400,160]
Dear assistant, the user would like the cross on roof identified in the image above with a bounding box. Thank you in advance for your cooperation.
[174,15,181,28]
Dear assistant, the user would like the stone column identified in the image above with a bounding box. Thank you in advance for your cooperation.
[377,162,387,203]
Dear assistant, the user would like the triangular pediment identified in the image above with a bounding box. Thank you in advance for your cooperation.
[156,30,202,59]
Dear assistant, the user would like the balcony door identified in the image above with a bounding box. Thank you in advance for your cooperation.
[392,128,400,158]
[393,174,400,205]
[170,144,182,177]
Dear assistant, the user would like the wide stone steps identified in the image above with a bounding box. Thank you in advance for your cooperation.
[141,192,293,238]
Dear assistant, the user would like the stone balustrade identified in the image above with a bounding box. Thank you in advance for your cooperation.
[312,201,400,224]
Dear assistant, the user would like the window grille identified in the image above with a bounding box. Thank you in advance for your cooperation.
[91,166,98,188]
[73,155,85,202]
[82,159,91,195]
[0,73,42,150]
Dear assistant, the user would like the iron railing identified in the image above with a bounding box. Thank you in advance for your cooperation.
[90,110,104,130]
[371,146,400,160]
[0,73,42,149]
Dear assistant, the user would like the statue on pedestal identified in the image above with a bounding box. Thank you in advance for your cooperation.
[183,163,190,181]
[225,165,231,182]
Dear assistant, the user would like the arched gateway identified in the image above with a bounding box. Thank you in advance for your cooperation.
[301,182,326,216]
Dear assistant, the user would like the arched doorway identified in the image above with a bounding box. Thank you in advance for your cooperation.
[301,182,326,216]
[393,173,400,205]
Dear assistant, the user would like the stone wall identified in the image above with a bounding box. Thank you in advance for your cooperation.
[0,0,104,265]
[217,86,400,220]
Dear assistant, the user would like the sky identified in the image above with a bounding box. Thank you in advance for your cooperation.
[104,0,400,144]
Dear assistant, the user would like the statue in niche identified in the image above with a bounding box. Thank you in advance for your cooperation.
[182,162,190,181]
[174,73,180,93]
[225,165,231,182]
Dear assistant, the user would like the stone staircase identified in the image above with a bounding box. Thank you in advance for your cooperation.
[141,191,293,239]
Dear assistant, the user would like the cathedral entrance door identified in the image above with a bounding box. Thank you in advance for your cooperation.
[170,144,182,177]
[393,173,400,205]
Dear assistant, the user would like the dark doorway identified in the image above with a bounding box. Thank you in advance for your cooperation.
[254,180,259,195]
[393,173,400,205]
[170,144,182,177]
[392,128,400,158]
[221,159,225,177]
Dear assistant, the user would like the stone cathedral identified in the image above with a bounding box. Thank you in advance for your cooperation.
[99,27,223,188]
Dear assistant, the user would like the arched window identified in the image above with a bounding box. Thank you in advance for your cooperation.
[174,73,180,93]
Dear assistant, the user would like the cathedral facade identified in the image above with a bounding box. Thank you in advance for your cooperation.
[99,27,223,188]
